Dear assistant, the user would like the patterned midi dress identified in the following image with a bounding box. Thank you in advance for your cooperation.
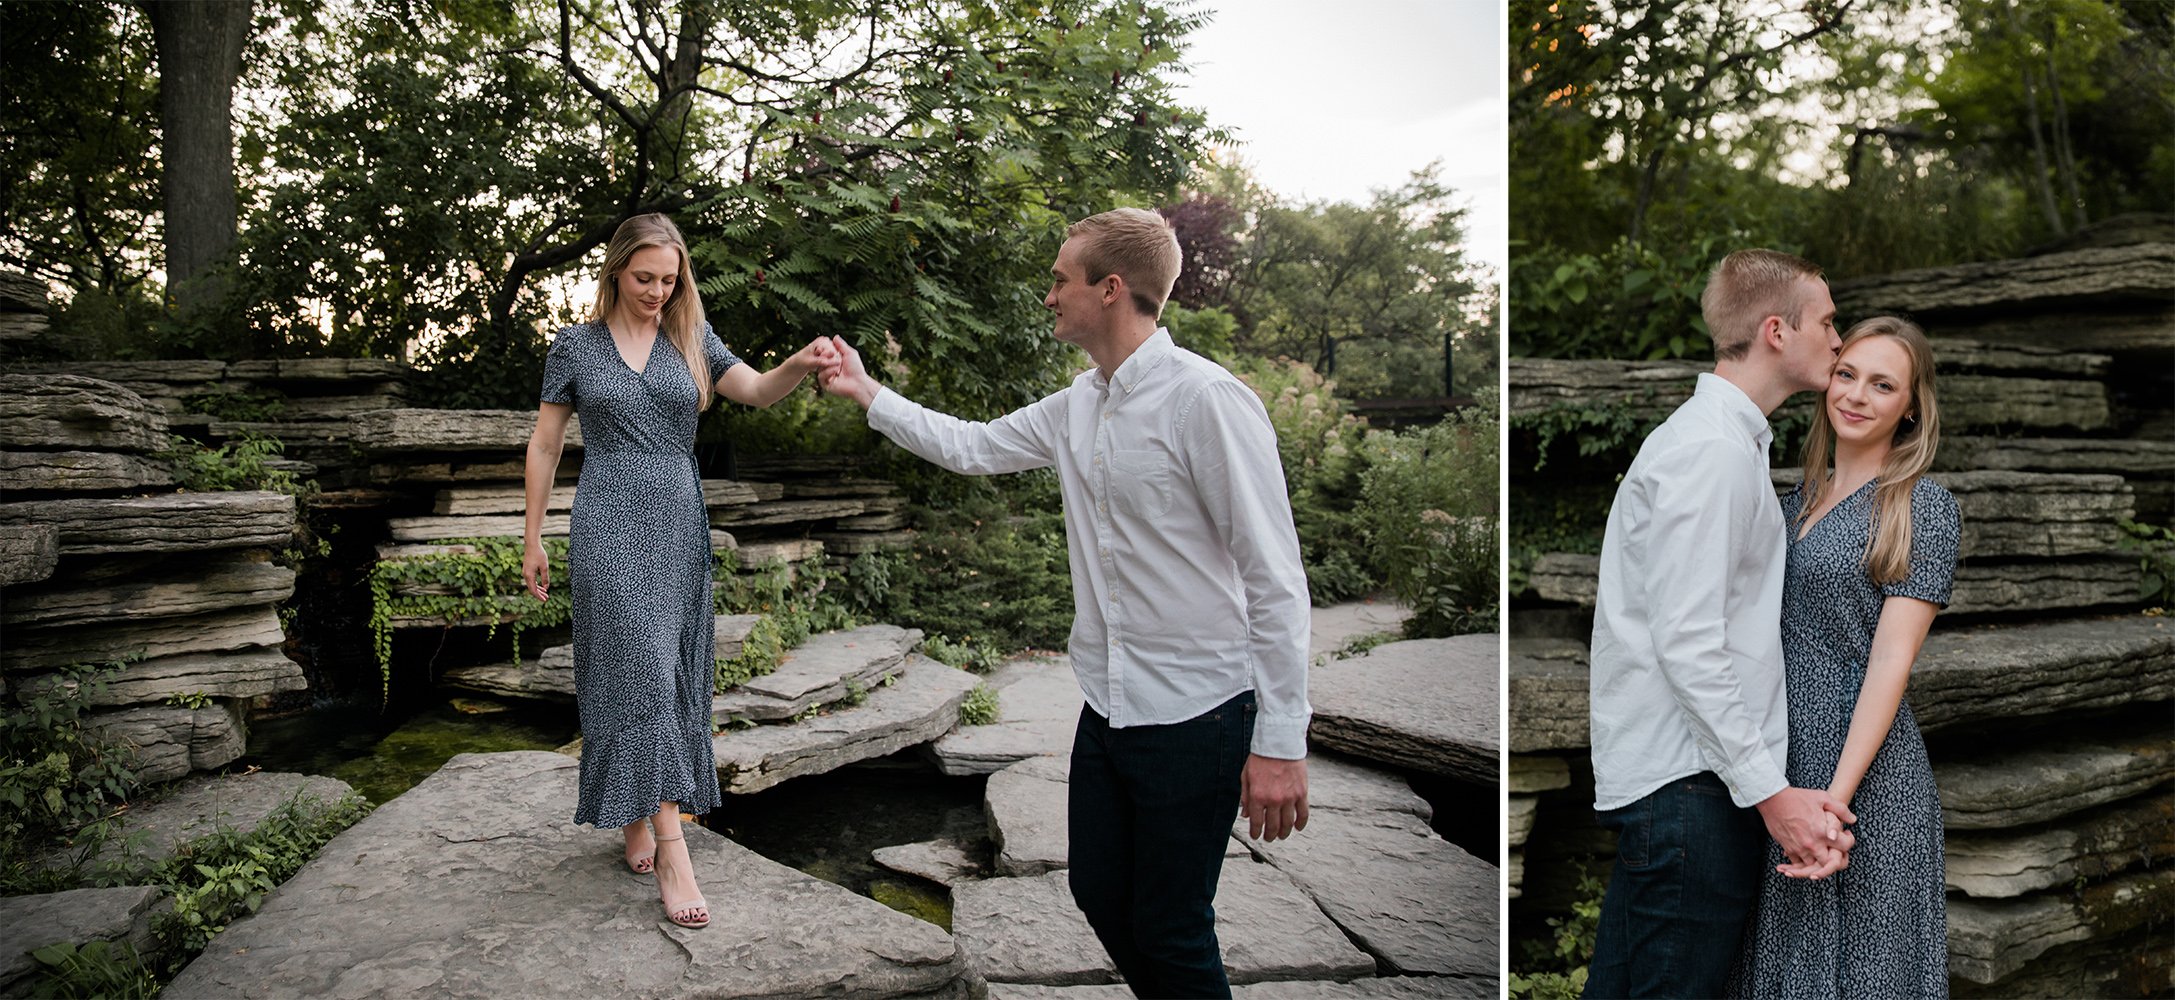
[1735,476,1962,998]
[539,320,740,830]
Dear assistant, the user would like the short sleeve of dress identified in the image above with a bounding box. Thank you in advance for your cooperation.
[703,323,743,385]
[1882,479,1961,607]
[540,327,580,406]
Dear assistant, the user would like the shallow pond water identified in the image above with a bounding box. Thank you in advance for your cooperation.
[241,695,577,805]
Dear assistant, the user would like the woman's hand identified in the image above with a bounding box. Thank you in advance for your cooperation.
[786,336,842,378]
[523,540,551,601]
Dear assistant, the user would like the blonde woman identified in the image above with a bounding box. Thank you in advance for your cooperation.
[1736,317,1961,997]
[521,213,837,929]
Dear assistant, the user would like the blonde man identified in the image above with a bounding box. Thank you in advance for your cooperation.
[819,208,1311,998]
[1585,249,1856,998]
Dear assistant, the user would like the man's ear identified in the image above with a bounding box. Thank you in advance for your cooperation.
[1759,314,1787,352]
[1101,274,1124,308]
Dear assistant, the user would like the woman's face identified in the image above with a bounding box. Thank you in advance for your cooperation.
[614,244,681,323]
[1826,334,1915,449]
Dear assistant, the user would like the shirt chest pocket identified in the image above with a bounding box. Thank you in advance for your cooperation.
[1109,448,1176,519]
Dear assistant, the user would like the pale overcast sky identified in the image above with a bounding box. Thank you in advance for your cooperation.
[1171,0,1505,273]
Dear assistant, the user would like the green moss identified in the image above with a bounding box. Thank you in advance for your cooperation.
[870,878,953,930]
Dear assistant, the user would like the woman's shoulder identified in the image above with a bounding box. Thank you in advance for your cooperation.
[549,321,602,347]
[1907,475,1962,530]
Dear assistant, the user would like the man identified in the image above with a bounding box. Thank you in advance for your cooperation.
[1583,249,1857,999]
[817,208,1310,998]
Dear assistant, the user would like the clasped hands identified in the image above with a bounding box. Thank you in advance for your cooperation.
[795,335,878,408]
[1759,786,1856,880]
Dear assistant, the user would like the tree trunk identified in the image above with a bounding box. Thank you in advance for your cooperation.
[2042,26,2088,230]
[2006,0,2066,236]
[144,0,251,315]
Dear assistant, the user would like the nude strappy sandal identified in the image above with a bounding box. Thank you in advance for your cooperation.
[652,831,709,929]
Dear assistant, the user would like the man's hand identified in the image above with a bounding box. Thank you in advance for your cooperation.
[1240,754,1309,842]
[785,336,841,378]
[817,335,880,410]
[1756,786,1855,878]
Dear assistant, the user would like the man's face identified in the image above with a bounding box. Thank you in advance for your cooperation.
[1044,237,1107,346]
[1780,277,1842,392]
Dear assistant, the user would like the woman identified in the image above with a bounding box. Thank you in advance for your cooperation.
[1736,316,1962,997]
[521,214,837,929]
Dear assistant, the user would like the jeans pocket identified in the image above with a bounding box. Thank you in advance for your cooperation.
[1601,799,1653,870]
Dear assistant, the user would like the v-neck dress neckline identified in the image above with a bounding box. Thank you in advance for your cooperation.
[608,323,664,377]
[1794,477,1877,543]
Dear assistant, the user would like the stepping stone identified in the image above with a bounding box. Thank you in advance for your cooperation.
[12,647,303,706]
[712,624,921,723]
[0,491,296,557]
[1946,789,2175,898]
[0,523,59,587]
[0,374,169,452]
[1310,601,1415,662]
[1946,866,2175,985]
[85,701,246,784]
[349,408,582,452]
[1506,639,1591,753]
[159,751,966,999]
[0,450,175,492]
[987,755,1071,877]
[711,655,979,793]
[0,886,169,997]
[989,978,1495,999]
[1233,758,1496,980]
[1936,717,2175,830]
[39,771,355,878]
[1829,242,2175,317]
[870,837,985,887]
[1530,552,2143,616]
[3,606,286,673]
[2,556,295,629]
[929,656,1081,775]
[952,865,1375,987]
[1308,635,1496,783]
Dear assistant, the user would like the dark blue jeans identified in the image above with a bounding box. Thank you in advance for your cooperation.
[1584,771,1766,999]
[1067,690,1255,1000]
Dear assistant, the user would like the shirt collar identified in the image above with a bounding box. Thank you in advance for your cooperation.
[1098,328,1174,395]
[1694,372,1774,451]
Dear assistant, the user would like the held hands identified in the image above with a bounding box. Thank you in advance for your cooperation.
[1757,786,1857,880]
[522,540,550,602]
[1240,754,1310,842]
[814,335,879,409]
[786,336,842,380]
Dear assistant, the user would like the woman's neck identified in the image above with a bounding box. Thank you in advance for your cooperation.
[606,309,657,336]
[1829,438,1890,492]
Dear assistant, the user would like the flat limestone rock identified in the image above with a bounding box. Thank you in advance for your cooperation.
[542,614,761,675]
[0,450,175,492]
[815,530,917,555]
[1508,798,1538,847]
[433,484,577,515]
[1506,639,1591,753]
[988,978,1495,999]
[1508,755,1572,794]
[225,358,412,383]
[159,751,966,1000]
[1309,635,1497,782]
[441,660,570,702]
[2,606,286,672]
[370,456,580,483]
[386,513,570,541]
[1529,552,2141,616]
[1941,435,2175,478]
[1945,866,2175,985]
[48,771,355,878]
[0,886,167,997]
[1936,718,2175,830]
[987,755,1071,877]
[711,655,980,794]
[870,836,985,887]
[0,491,295,557]
[0,374,169,452]
[13,647,303,706]
[348,408,582,452]
[952,866,1374,987]
[712,624,921,723]
[1950,924,2175,1000]
[735,538,825,567]
[1946,789,2175,899]
[86,701,246,783]
[832,510,912,531]
[711,498,868,528]
[1830,242,2175,316]
[0,523,58,587]
[930,657,1081,776]
[2,557,294,628]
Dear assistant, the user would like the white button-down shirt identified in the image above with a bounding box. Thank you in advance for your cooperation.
[1590,373,1789,810]
[866,330,1312,758]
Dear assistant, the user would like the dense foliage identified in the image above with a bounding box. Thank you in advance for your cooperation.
[1362,392,1500,637]
[0,662,142,881]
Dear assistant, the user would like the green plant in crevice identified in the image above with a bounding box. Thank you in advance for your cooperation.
[366,537,571,704]
[148,791,370,968]
[920,633,1002,674]
[713,557,860,694]
[163,432,310,496]
[958,683,1000,727]
[182,389,288,423]
[23,939,158,1000]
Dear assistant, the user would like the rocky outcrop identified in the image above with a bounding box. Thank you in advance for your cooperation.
[710,624,920,723]
[85,701,247,783]
[1506,639,1592,754]
[0,450,175,492]
[0,374,170,452]
[348,408,582,452]
[1945,789,2175,898]
[1829,242,2175,317]
[1945,866,2175,985]
[43,771,355,878]
[1508,359,2113,431]
[0,886,169,997]
[2,557,295,629]
[0,491,296,556]
[0,524,59,587]
[1934,718,2174,830]
[1529,552,2142,616]
[12,648,304,707]
[2,606,286,672]
[710,655,980,793]
[1307,634,1498,782]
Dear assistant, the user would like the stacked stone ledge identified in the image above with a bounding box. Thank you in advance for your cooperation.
[1509,234,2175,993]
[0,372,304,783]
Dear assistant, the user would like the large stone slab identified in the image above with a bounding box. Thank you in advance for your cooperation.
[1946,789,2175,898]
[225,358,413,383]
[710,497,869,527]
[1935,718,2175,830]
[1830,242,2175,316]
[2,556,294,628]
[1234,758,1495,980]
[160,751,966,999]
[2,606,286,672]
[0,523,58,587]
[712,624,922,723]
[385,513,571,542]
[930,657,1081,776]
[711,655,980,793]
[1529,552,2142,616]
[1310,635,1496,782]
[951,866,1375,987]
[14,647,304,706]
[0,491,296,556]
[1950,924,2175,1000]
[369,455,581,484]
[988,978,1494,999]
[48,771,355,877]
[86,700,247,783]
[348,408,582,452]
[871,837,986,887]
[1945,866,2175,985]
[1310,600,1416,662]
[0,374,169,452]
[0,886,168,997]
[0,449,175,492]
[1508,754,1572,794]
[987,755,1071,877]
[1941,436,2175,520]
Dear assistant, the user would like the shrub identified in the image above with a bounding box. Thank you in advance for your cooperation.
[367,537,572,703]
[0,661,141,876]
[837,499,1074,653]
[149,792,370,966]
[1230,356,1377,603]
[1361,393,1499,636]
[1511,871,1605,1000]
[164,433,306,496]
[958,684,1000,727]
[714,559,860,693]
[1508,237,1724,361]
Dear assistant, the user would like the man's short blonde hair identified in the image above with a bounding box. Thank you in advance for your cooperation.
[1699,249,1825,361]
[1066,208,1182,318]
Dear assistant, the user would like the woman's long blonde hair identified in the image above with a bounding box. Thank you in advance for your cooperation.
[1796,316,1942,585]
[591,214,714,411]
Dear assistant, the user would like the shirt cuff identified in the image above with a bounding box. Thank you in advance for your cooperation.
[866,385,904,428]
[1250,711,1311,760]
[1712,751,1789,809]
